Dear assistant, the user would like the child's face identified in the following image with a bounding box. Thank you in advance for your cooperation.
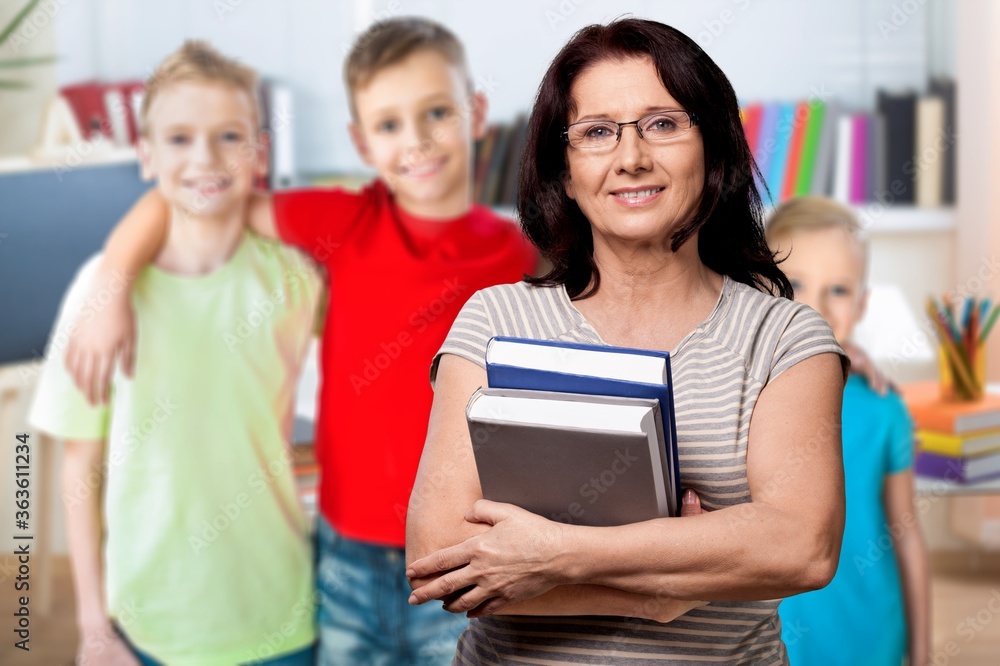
[140,80,263,218]
[350,49,486,216]
[771,226,868,346]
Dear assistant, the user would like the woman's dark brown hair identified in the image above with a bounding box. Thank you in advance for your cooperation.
[518,18,792,300]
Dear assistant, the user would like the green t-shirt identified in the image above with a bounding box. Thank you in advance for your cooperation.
[29,231,321,665]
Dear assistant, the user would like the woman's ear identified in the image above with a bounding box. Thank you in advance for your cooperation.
[562,170,576,201]
[137,138,155,181]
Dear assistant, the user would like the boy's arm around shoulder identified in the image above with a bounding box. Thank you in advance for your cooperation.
[64,188,171,405]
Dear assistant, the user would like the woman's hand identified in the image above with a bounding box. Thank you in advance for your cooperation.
[407,500,570,618]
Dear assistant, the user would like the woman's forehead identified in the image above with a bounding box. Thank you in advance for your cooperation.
[569,57,679,120]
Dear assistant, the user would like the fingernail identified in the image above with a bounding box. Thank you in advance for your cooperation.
[683,489,696,504]
[408,593,418,605]
[405,568,414,578]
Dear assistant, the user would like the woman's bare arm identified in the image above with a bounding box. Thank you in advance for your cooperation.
[407,353,846,615]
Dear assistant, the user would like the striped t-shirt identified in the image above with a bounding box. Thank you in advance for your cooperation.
[433,275,847,665]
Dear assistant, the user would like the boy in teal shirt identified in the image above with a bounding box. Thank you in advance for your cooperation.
[767,197,930,666]
[29,41,320,665]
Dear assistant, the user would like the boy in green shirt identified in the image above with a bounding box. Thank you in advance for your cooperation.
[28,41,321,665]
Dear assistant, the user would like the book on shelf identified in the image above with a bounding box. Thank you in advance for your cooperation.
[918,429,1000,458]
[877,89,917,205]
[902,381,1000,434]
[483,335,680,517]
[467,387,672,527]
[915,95,945,207]
[929,78,956,204]
[914,449,1000,484]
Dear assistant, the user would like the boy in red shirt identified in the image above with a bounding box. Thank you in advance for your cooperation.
[65,19,536,665]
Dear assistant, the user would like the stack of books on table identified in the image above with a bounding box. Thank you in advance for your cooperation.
[466,337,681,526]
[902,381,1000,484]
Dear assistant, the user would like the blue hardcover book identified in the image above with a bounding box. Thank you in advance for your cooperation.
[485,336,680,517]
[766,102,797,204]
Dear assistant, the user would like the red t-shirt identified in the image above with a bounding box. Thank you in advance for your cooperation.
[273,180,537,547]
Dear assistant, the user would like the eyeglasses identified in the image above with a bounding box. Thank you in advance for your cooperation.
[563,110,699,150]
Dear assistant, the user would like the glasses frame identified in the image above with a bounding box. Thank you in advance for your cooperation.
[562,110,700,149]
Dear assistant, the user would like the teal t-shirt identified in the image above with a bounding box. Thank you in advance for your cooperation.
[779,373,913,665]
[29,232,321,665]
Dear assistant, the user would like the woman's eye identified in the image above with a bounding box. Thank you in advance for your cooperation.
[585,125,613,138]
[377,119,399,133]
[168,135,189,145]
[221,131,243,143]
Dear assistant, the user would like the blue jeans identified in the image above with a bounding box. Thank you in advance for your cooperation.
[315,516,467,666]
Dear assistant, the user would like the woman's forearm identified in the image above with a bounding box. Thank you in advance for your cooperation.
[560,502,839,602]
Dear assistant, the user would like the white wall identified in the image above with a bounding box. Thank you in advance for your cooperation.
[53,0,952,175]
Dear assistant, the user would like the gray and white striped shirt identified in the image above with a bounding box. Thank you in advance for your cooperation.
[432,275,846,665]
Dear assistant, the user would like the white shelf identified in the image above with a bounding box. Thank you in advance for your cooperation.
[857,206,955,234]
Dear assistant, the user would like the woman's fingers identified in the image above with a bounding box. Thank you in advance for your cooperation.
[406,543,470,581]
[465,498,515,525]
[442,585,495,614]
[409,567,475,605]
[680,488,704,517]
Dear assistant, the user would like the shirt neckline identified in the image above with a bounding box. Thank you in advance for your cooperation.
[146,229,250,288]
[557,273,733,357]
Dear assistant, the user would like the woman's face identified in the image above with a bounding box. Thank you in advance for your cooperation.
[563,56,705,249]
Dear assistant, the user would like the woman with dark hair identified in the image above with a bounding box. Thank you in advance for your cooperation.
[406,18,848,664]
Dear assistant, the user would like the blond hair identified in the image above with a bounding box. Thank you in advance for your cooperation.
[766,196,864,241]
[344,17,471,118]
[140,40,259,135]
[766,196,868,276]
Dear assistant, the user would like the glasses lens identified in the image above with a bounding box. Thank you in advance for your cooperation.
[639,112,691,141]
[568,121,618,148]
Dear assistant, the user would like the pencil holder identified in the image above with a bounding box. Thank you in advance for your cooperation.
[938,344,987,402]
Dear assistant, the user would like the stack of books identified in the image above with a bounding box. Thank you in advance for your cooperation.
[466,337,680,526]
[903,381,1000,484]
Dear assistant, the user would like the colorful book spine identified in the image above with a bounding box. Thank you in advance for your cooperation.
[795,100,825,196]
[754,103,781,201]
[742,103,763,157]
[765,103,796,204]
[781,101,810,201]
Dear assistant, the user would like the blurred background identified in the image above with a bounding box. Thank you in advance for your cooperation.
[2,0,1000,663]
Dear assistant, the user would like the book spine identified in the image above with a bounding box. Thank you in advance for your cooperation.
[915,451,967,482]
[795,100,825,196]
[781,101,809,201]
